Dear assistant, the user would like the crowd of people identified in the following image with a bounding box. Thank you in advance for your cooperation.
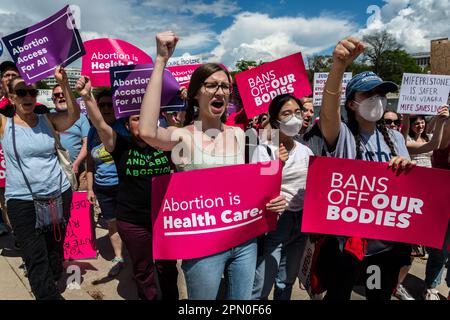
[0,32,449,301]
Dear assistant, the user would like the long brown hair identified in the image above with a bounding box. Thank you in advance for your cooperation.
[183,63,231,126]
[408,115,429,142]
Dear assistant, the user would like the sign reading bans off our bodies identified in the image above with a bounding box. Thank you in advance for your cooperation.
[397,73,450,115]
[302,157,450,249]
[2,5,85,85]
[151,162,282,260]
[235,53,312,119]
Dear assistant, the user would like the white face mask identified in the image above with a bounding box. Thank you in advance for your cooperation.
[354,95,387,122]
[278,115,303,137]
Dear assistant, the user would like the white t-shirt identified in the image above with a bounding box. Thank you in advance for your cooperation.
[252,141,313,212]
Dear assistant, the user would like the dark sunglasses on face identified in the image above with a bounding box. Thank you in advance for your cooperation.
[384,119,401,126]
[15,88,38,98]
[98,102,113,108]
[53,92,65,99]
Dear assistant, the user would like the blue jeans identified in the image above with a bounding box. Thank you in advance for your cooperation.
[426,221,450,289]
[182,238,257,300]
[252,210,307,300]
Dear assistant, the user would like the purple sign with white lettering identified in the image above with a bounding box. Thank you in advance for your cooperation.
[110,64,180,119]
[2,5,85,85]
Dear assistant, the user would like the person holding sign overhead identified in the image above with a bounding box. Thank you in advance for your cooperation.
[76,77,178,301]
[318,37,416,301]
[139,31,286,300]
[0,66,80,300]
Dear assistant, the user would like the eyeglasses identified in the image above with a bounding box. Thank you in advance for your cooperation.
[384,119,400,126]
[53,92,64,99]
[2,72,18,79]
[15,88,38,98]
[280,110,303,119]
[202,82,231,95]
[99,102,113,109]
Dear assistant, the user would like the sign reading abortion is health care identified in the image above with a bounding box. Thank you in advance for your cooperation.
[110,64,180,119]
[397,73,450,115]
[235,53,312,119]
[168,64,202,89]
[302,157,450,249]
[82,38,153,87]
[2,5,85,85]
[151,162,282,260]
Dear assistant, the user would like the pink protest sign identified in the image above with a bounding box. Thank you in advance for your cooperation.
[302,157,450,249]
[235,53,312,119]
[82,38,153,87]
[151,161,282,259]
[64,192,97,260]
[0,145,5,188]
[168,64,202,89]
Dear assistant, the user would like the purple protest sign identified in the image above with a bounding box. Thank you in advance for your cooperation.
[110,64,180,119]
[1,5,85,85]
[76,97,88,116]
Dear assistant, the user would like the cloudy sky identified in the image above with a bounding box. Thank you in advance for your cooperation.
[0,0,449,69]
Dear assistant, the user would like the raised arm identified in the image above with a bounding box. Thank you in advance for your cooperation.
[139,31,181,151]
[406,106,449,154]
[76,76,117,153]
[439,107,450,150]
[47,66,80,131]
[319,37,365,149]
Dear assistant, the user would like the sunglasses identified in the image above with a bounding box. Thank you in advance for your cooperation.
[99,102,113,108]
[15,88,38,98]
[53,92,64,99]
[384,119,401,126]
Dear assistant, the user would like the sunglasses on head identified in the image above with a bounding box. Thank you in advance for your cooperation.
[15,88,38,98]
[384,119,400,126]
[98,102,113,108]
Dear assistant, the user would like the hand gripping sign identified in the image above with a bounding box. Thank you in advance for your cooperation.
[82,38,153,87]
[235,52,312,119]
[302,156,450,249]
[151,162,282,260]
[2,5,85,85]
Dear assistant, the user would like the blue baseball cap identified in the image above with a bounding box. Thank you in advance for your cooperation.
[345,71,398,100]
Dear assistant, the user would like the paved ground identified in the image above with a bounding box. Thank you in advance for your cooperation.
[0,220,448,300]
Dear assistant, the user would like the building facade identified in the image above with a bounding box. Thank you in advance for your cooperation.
[42,67,81,89]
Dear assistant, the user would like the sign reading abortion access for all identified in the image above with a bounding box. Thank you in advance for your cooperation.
[168,64,202,89]
[110,64,180,119]
[64,192,97,260]
[302,157,450,249]
[235,53,312,119]
[2,6,85,85]
[82,38,153,87]
[397,73,450,115]
[313,72,352,107]
[151,162,282,260]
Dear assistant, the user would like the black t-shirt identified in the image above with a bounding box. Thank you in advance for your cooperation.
[111,134,171,227]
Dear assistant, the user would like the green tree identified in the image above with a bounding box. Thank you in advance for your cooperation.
[36,81,50,89]
[378,49,423,84]
[235,59,262,72]
[363,30,401,75]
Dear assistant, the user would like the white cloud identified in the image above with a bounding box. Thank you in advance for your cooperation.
[360,0,450,53]
[142,0,239,18]
[210,12,357,68]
